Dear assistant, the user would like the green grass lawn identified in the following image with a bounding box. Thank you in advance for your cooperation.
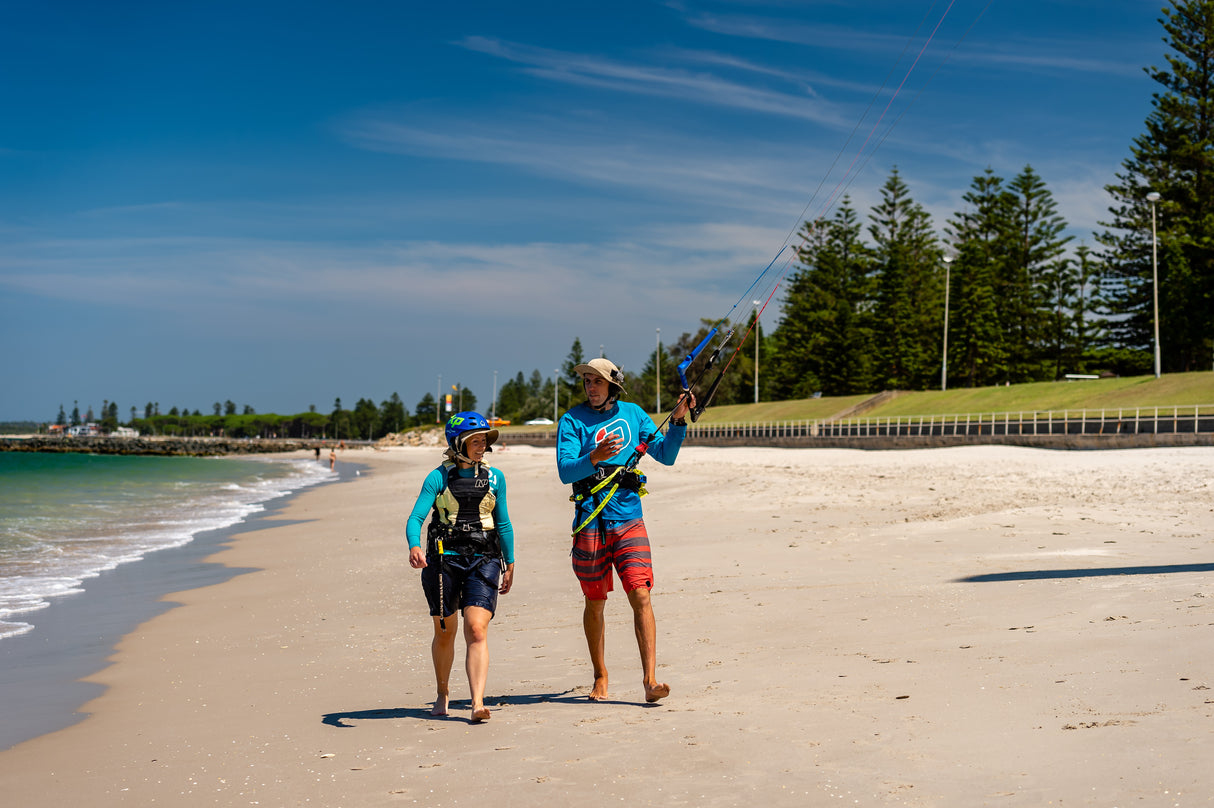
[697,371,1214,423]
[497,371,1214,431]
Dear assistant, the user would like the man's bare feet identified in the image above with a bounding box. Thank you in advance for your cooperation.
[430,695,449,717]
[644,681,670,703]
[588,675,609,701]
[471,706,492,722]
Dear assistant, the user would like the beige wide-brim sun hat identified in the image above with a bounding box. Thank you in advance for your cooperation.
[573,357,627,393]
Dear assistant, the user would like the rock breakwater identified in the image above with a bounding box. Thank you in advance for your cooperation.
[0,436,325,456]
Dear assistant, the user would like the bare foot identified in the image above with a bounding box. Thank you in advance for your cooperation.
[644,681,670,703]
[471,706,492,723]
[430,695,449,717]
[588,675,609,701]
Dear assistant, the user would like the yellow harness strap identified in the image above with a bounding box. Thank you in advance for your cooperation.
[570,466,623,536]
[569,466,649,536]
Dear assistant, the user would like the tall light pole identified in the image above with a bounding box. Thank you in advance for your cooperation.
[1147,191,1162,379]
[554,368,560,422]
[655,328,661,414]
[941,255,953,391]
[436,374,442,423]
[491,370,498,423]
[753,300,762,403]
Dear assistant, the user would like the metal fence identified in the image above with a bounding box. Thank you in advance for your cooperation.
[684,405,1214,439]
[501,405,1214,448]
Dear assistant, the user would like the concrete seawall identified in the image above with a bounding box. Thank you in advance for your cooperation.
[680,432,1213,450]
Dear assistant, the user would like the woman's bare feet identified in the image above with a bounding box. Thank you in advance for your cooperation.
[430,694,449,717]
[471,706,492,722]
[588,675,609,701]
[644,681,670,703]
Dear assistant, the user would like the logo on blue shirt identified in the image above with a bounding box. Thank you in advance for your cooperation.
[594,418,632,458]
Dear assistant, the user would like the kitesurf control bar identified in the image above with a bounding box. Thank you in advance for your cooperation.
[676,328,718,391]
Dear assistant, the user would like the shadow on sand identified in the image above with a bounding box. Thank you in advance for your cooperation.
[957,562,1214,583]
[321,688,655,728]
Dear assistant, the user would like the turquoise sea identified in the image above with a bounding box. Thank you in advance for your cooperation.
[0,452,331,642]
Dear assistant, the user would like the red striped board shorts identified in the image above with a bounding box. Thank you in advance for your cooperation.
[571,517,653,599]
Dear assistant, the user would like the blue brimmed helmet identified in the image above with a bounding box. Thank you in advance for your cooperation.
[445,411,499,460]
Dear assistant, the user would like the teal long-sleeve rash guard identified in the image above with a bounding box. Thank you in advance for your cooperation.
[405,462,515,565]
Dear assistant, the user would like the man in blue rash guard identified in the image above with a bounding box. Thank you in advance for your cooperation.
[556,358,694,703]
[406,412,515,723]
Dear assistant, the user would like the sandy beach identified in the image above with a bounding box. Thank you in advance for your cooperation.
[0,443,1211,807]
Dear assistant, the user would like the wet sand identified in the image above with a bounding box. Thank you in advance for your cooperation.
[0,444,1210,806]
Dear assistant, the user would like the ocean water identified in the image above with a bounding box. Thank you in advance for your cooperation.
[0,452,331,642]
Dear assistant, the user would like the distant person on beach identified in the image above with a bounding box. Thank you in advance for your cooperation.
[556,358,693,704]
[329,447,336,471]
[315,446,321,461]
[406,411,516,722]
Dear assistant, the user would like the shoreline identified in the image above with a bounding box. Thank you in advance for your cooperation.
[0,452,363,751]
[0,444,1210,806]
[0,435,332,456]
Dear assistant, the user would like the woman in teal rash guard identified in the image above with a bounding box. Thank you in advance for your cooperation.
[406,412,515,722]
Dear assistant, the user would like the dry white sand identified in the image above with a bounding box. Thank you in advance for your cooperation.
[0,443,1211,807]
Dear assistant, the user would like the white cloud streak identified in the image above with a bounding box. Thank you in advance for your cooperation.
[456,36,853,127]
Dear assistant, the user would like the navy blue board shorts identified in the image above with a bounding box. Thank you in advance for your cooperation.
[421,555,503,618]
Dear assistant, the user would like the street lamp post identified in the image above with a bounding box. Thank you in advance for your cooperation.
[436,374,441,423]
[941,255,953,392]
[554,369,560,423]
[753,300,762,403]
[1147,191,1161,379]
[491,370,498,423]
[656,328,661,414]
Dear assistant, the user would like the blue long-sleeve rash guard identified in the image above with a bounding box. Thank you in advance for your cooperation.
[556,400,687,524]
[405,463,515,565]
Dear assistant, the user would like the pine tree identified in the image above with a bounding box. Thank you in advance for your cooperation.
[1097,0,1214,372]
[769,238,828,400]
[353,398,381,439]
[634,344,669,412]
[497,372,528,420]
[945,169,1010,387]
[379,393,408,434]
[769,200,875,397]
[563,338,586,387]
[414,393,438,425]
[1042,251,1080,380]
[1070,245,1106,372]
[869,168,942,389]
[1004,165,1072,380]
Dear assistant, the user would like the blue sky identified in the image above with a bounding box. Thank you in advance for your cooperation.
[1,1,1166,421]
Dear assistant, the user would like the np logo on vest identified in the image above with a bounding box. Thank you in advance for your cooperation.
[594,419,632,459]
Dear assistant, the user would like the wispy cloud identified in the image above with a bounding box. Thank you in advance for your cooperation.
[686,10,1147,79]
[949,44,1146,78]
[664,47,880,95]
[456,36,852,127]
[0,226,774,333]
[686,12,922,55]
[339,113,832,219]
